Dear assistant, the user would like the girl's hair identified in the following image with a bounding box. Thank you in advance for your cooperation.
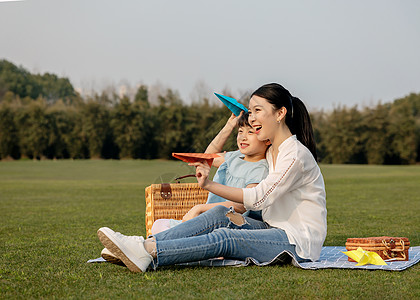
[251,83,317,161]
[237,111,251,128]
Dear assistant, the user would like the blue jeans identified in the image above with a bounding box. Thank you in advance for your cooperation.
[152,206,304,268]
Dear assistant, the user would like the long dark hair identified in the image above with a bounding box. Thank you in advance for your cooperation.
[251,83,317,161]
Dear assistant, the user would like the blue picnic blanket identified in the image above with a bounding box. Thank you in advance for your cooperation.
[87,246,420,271]
[297,246,420,271]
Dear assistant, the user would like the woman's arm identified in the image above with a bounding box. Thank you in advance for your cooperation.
[200,179,244,203]
[191,161,244,203]
[182,183,257,222]
[193,150,306,212]
[205,113,242,168]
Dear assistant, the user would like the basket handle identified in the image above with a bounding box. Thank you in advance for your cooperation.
[174,174,196,183]
[159,174,197,200]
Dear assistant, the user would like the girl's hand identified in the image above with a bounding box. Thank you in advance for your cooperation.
[188,161,211,188]
[226,111,243,129]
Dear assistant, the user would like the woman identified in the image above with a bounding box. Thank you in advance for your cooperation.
[97,83,327,272]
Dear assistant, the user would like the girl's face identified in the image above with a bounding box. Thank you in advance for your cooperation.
[248,95,279,141]
[236,125,268,159]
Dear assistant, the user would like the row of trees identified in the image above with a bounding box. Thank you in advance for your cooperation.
[1,59,419,164]
[0,90,234,160]
[314,94,420,164]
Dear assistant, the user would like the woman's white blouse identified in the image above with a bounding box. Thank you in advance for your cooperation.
[242,135,327,261]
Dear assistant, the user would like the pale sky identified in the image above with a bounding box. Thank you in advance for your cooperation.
[1,0,419,110]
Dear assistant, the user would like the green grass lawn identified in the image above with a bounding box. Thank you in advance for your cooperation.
[1,160,419,299]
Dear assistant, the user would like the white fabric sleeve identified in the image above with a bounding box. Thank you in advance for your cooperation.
[242,155,303,211]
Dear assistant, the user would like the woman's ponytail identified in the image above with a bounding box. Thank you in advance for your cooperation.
[287,97,317,161]
[251,83,318,161]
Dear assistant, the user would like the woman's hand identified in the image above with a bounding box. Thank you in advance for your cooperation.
[196,162,210,188]
[190,161,244,204]
[188,161,211,189]
[182,204,204,222]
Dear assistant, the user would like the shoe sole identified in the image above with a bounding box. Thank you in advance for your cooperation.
[101,253,126,266]
[97,228,142,273]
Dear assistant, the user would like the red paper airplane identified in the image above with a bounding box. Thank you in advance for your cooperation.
[172,153,220,167]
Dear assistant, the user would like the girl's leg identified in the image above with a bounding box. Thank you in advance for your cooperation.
[153,227,302,268]
[152,205,268,241]
[151,219,172,235]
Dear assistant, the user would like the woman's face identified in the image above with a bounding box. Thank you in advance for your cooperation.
[248,95,278,141]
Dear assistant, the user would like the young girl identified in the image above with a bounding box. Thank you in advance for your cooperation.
[150,112,269,234]
[97,83,327,272]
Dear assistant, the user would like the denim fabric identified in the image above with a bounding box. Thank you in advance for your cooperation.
[152,206,304,268]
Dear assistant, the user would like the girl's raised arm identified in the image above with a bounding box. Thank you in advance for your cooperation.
[204,112,242,167]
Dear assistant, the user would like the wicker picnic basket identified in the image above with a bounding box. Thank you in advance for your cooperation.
[345,236,410,262]
[145,177,209,236]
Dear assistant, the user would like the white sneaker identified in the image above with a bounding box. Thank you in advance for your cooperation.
[97,227,152,272]
[101,248,125,266]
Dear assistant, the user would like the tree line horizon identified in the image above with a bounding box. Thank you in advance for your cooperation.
[1,59,419,164]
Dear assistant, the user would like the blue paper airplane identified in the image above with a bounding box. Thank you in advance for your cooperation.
[214,93,248,116]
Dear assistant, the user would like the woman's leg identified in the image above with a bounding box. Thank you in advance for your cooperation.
[152,205,268,241]
[97,206,272,272]
[153,227,302,268]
